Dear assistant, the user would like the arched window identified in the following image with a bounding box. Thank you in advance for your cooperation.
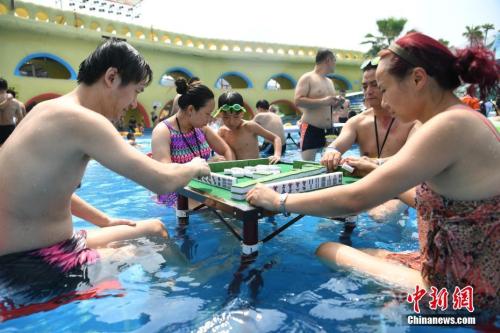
[160,67,194,86]
[215,72,253,89]
[326,74,353,91]
[14,53,76,80]
[265,73,296,90]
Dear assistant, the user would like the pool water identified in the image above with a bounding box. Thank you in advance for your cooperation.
[0,132,483,333]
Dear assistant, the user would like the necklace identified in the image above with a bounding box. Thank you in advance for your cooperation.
[374,116,395,158]
[175,116,202,157]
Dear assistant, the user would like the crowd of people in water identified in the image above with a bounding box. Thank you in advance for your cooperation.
[0,31,498,318]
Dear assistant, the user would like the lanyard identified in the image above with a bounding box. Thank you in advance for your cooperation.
[175,117,202,157]
[374,116,395,158]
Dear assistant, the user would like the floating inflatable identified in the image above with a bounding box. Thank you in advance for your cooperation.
[120,131,143,137]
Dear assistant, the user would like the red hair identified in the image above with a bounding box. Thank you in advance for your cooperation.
[379,32,499,99]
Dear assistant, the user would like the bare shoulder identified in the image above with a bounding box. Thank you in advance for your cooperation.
[351,109,372,124]
[253,113,264,122]
[31,98,106,126]
[10,98,24,109]
[245,120,261,131]
[427,108,476,130]
[297,71,313,82]
[411,109,477,147]
[407,119,421,130]
[152,120,169,138]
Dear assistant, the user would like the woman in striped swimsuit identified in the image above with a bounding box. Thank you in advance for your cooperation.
[152,78,234,206]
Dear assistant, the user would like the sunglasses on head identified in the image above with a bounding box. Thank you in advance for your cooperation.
[212,103,247,117]
[360,56,380,70]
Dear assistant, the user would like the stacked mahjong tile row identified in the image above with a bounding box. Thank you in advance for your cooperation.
[196,161,344,201]
[224,165,281,178]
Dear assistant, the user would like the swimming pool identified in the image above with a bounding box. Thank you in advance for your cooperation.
[0,132,484,332]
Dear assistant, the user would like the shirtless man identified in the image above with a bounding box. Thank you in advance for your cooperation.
[321,58,419,220]
[253,99,286,156]
[0,78,24,147]
[295,49,341,161]
[0,40,209,270]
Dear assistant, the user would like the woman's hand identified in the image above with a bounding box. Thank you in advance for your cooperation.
[246,184,280,211]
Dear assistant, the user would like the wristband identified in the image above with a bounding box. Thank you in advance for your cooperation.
[325,147,340,154]
[279,192,290,216]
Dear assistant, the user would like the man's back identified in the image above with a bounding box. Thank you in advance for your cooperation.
[0,98,23,126]
[253,112,285,143]
[0,98,96,256]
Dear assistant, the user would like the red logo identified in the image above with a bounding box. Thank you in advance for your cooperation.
[452,286,475,313]
[407,285,427,313]
[407,285,474,313]
[428,286,449,311]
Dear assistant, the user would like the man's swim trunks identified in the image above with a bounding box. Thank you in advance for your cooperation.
[300,122,333,151]
[0,230,99,273]
[0,230,100,310]
[0,124,15,145]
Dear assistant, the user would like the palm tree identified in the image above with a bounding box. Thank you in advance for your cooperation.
[361,33,386,57]
[463,25,484,46]
[481,23,495,44]
[361,17,407,57]
[376,18,408,44]
[438,39,450,47]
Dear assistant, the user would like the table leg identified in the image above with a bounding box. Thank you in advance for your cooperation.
[286,133,299,147]
[241,216,259,258]
[177,194,189,225]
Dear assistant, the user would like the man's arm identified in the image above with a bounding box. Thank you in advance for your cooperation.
[294,75,337,108]
[77,111,208,194]
[71,193,135,227]
[320,117,359,171]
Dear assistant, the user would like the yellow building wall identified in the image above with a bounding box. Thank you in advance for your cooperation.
[0,0,364,126]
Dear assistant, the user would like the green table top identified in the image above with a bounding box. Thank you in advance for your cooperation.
[187,171,360,205]
[493,121,500,132]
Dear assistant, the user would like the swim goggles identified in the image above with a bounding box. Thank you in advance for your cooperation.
[360,56,380,70]
[212,103,247,117]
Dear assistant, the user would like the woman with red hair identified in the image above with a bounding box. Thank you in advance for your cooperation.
[246,33,499,314]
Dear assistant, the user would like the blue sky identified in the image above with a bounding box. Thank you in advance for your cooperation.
[28,0,500,51]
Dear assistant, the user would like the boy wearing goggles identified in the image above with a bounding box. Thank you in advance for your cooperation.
[214,92,282,164]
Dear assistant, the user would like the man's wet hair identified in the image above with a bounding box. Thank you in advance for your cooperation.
[315,49,335,64]
[77,38,153,86]
[0,78,7,91]
[6,89,16,98]
[256,99,270,110]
